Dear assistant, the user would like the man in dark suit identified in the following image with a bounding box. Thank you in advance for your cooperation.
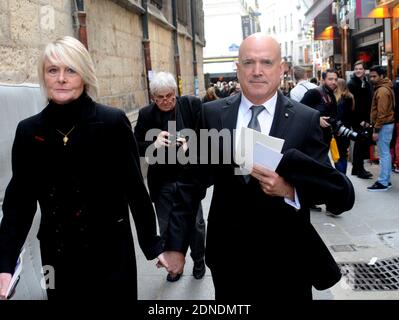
[134,72,206,282]
[180,34,354,300]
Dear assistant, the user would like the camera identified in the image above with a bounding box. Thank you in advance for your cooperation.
[327,118,372,142]
[168,132,183,146]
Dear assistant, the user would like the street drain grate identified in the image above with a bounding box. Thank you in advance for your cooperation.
[339,257,399,291]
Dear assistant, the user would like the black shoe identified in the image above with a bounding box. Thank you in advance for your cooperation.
[357,171,373,179]
[193,259,206,279]
[310,205,322,212]
[167,273,182,282]
[367,181,389,192]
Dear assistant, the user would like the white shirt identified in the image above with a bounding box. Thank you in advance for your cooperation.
[235,92,300,210]
[290,80,318,102]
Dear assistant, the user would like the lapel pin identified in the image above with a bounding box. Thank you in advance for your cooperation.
[284,113,289,118]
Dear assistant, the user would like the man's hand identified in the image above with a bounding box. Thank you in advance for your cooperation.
[176,137,188,152]
[154,131,172,148]
[251,165,294,200]
[156,251,185,277]
[320,116,330,128]
[0,273,12,300]
[372,132,379,142]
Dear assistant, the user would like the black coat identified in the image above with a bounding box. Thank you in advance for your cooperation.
[134,96,202,252]
[347,75,373,130]
[0,94,163,299]
[134,96,202,199]
[180,92,354,299]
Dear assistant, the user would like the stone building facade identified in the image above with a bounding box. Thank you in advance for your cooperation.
[0,0,205,121]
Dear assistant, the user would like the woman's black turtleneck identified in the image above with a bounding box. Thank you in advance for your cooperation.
[45,92,92,132]
[42,92,92,250]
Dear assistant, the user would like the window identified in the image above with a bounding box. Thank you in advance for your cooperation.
[195,0,205,41]
[290,14,293,31]
[290,41,293,57]
[299,46,304,63]
[150,0,162,9]
[177,0,188,25]
[284,16,287,32]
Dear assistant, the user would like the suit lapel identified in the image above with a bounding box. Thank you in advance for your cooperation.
[220,93,241,132]
[269,91,295,148]
[219,94,248,184]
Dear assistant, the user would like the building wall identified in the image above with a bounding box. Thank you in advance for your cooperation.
[86,0,147,117]
[0,0,74,84]
[149,21,174,74]
[0,0,205,121]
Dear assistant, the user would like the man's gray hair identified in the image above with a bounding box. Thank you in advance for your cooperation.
[150,71,177,96]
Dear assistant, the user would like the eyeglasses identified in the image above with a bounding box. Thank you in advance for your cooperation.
[154,92,175,102]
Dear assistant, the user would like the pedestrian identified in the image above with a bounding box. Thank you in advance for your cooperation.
[347,60,373,179]
[367,65,395,191]
[334,78,355,174]
[0,36,178,300]
[202,85,219,103]
[134,71,206,282]
[179,33,354,301]
[289,66,317,102]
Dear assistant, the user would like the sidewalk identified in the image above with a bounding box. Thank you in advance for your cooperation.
[136,161,399,300]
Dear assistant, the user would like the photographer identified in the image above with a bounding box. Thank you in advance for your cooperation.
[134,72,206,282]
[300,69,338,211]
[301,69,338,156]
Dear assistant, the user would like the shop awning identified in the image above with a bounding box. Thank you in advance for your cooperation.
[305,0,334,23]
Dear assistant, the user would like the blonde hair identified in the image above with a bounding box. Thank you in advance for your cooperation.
[335,78,355,110]
[38,36,98,99]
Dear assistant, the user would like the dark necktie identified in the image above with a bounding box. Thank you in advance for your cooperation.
[248,105,265,132]
[244,105,264,183]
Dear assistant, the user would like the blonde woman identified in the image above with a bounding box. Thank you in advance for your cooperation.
[334,78,355,174]
[0,36,177,300]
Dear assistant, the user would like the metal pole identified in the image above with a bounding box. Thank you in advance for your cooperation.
[190,0,199,96]
[141,0,152,102]
[172,0,182,96]
[74,0,88,48]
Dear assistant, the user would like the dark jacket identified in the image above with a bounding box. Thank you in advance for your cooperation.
[180,92,354,298]
[134,95,202,199]
[134,95,202,253]
[347,74,373,130]
[0,94,163,299]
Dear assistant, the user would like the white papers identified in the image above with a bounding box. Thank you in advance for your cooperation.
[235,127,285,173]
[5,248,25,298]
[242,127,284,153]
[253,142,283,171]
